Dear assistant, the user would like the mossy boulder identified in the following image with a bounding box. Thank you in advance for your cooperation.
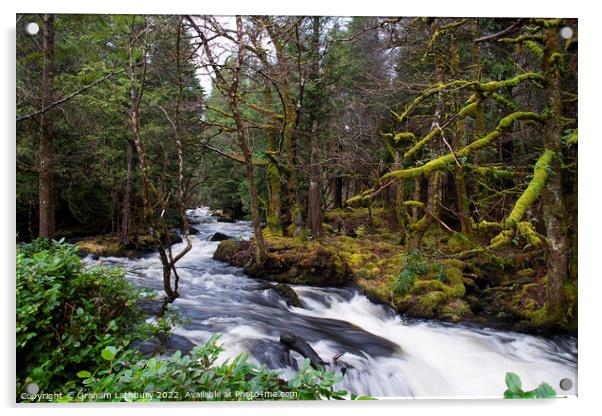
[75,230,183,258]
[212,240,252,267]
[214,237,352,287]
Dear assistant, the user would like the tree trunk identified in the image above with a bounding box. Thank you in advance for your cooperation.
[451,33,473,235]
[307,16,324,239]
[333,176,343,208]
[120,138,135,245]
[38,14,55,238]
[542,26,568,321]
[283,95,299,235]
[263,82,283,235]
[308,119,324,238]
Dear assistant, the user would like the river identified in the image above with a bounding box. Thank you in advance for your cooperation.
[85,207,577,399]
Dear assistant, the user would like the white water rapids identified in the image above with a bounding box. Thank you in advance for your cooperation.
[86,207,577,399]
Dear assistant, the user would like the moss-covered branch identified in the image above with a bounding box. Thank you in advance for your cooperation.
[485,150,555,249]
[403,126,442,159]
[393,73,543,124]
[403,101,478,160]
[383,111,542,181]
[502,149,555,229]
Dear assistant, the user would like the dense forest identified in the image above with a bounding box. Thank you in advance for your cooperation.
[16,15,577,401]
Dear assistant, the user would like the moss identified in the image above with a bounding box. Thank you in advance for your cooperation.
[76,234,133,257]
[516,268,535,278]
[355,225,366,238]
[478,73,544,92]
[499,34,544,44]
[403,126,442,159]
[393,132,416,143]
[446,232,474,252]
[440,299,471,322]
[516,221,545,247]
[414,291,447,317]
[504,150,555,228]
[402,200,424,208]
[411,279,447,294]
[524,40,544,59]
[383,112,542,182]
[566,128,578,146]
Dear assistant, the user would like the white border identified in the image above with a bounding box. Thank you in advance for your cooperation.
[3,1,600,415]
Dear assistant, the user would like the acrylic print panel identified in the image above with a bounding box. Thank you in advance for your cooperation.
[15,14,578,402]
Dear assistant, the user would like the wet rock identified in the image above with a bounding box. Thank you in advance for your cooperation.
[188,226,200,235]
[213,240,252,266]
[136,299,165,316]
[272,283,301,307]
[209,232,233,242]
[279,332,325,368]
[216,216,236,223]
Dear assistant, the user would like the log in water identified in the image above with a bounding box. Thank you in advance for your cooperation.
[86,207,577,399]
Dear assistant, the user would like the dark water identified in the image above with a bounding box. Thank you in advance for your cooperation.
[86,207,577,398]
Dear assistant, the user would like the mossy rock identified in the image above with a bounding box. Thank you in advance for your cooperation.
[272,283,301,307]
[439,299,472,322]
[213,240,252,267]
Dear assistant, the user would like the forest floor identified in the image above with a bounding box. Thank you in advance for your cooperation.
[214,207,577,335]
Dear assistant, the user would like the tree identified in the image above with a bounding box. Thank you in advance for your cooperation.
[38,14,56,238]
[187,15,268,263]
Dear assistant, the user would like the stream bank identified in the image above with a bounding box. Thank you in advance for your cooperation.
[214,207,577,335]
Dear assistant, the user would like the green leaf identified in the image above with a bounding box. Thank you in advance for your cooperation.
[77,370,91,378]
[101,346,117,361]
[533,382,556,398]
[505,372,522,392]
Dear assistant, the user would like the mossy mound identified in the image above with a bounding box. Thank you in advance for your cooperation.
[391,263,470,322]
[214,236,351,286]
[75,230,182,258]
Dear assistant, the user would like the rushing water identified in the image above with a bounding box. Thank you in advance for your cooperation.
[86,207,577,399]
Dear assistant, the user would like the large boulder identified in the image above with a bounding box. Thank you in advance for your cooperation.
[213,240,253,267]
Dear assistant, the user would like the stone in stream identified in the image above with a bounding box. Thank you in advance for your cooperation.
[272,283,301,307]
[279,332,325,368]
[216,216,236,223]
[209,232,233,241]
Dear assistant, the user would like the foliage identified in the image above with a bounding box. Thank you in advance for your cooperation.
[395,251,427,295]
[16,239,148,395]
[503,372,556,399]
[52,335,348,402]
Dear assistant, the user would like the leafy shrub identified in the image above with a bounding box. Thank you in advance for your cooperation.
[16,239,148,395]
[56,335,348,402]
[395,251,427,295]
[503,372,556,398]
